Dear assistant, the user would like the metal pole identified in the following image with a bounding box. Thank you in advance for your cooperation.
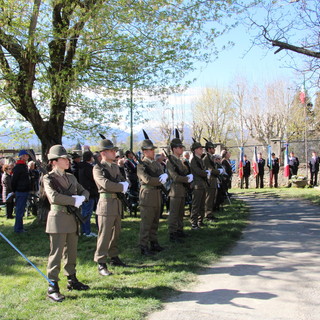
[305,101,308,180]
[0,232,54,286]
[130,82,133,151]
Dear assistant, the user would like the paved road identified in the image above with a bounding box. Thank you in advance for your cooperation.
[148,193,320,320]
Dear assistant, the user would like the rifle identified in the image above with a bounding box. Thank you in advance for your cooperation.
[26,150,87,224]
[162,149,190,191]
[93,154,133,212]
[131,150,169,197]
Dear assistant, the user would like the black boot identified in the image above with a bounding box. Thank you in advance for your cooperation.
[67,274,90,291]
[47,281,65,302]
[140,245,155,256]
[110,256,127,267]
[150,242,164,252]
[98,263,113,276]
[169,233,184,243]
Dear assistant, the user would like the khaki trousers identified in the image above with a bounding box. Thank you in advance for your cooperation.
[139,205,161,246]
[47,232,78,282]
[205,188,217,218]
[190,188,205,225]
[168,196,185,234]
[94,214,121,263]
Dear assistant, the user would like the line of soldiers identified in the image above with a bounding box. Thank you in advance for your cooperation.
[41,133,231,302]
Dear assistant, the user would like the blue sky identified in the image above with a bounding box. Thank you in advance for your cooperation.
[190,27,296,88]
[138,21,302,134]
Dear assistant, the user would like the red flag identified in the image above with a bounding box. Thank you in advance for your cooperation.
[284,143,290,177]
[239,147,244,179]
[299,85,306,104]
[252,146,259,177]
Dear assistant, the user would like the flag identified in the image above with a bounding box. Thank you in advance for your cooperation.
[284,143,290,177]
[299,84,306,104]
[267,145,272,170]
[238,147,244,179]
[252,146,259,177]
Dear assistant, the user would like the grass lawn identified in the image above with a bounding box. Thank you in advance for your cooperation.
[0,200,248,320]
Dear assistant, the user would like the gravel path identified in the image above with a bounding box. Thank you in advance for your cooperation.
[148,193,320,320]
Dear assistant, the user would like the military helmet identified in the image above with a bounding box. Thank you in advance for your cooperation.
[141,139,157,150]
[205,141,216,149]
[47,145,70,160]
[99,139,118,152]
[170,138,185,149]
[190,138,204,152]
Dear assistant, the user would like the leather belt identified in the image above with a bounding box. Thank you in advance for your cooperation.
[51,204,69,214]
[100,193,118,199]
[141,185,161,190]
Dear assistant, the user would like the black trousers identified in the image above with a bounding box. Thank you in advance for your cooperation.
[240,176,249,189]
[256,174,264,188]
[310,171,318,186]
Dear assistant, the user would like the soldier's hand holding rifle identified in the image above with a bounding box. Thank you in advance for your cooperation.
[206,170,211,180]
[159,173,168,184]
[187,174,193,183]
[120,181,129,194]
[72,195,86,208]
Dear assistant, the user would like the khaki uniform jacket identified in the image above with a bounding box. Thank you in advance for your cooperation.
[93,160,124,216]
[137,158,163,207]
[43,170,89,234]
[203,153,220,188]
[167,155,189,198]
[190,155,207,190]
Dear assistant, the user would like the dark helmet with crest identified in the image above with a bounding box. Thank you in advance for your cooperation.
[170,129,185,149]
[141,129,157,150]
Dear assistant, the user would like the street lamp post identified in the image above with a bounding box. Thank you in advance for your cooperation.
[130,81,133,151]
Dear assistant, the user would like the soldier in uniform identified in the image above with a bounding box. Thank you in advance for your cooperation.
[137,131,168,255]
[93,139,129,276]
[190,139,210,229]
[203,140,221,222]
[43,145,89,302]
[166,135,193,242]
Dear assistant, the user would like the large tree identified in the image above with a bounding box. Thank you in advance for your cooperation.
[0,0,242,157]
[243,80,296,144]
[192,87,235,145]
[242,0,320,86]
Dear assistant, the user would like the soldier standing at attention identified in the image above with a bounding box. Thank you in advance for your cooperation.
[166,132,193,242]
[93,139,129,276]
[190,139,210,229]
[137,130,168,255]
[43,145,89,302]
[203,139,221,222]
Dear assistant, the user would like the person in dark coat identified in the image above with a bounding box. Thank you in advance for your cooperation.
[11,150,31,233]
[79,151,99,237]
[124,151,139,192]
[1,163,15,219]
[309,151,320,186]
[240,155,251,189]
[221,150,232,190]
[289,152,299,178]
[256,152,265,188]
[268,153,280,188]
[70,153,81,181]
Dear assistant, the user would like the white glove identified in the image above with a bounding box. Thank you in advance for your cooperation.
[72,195,86,208]
[187,174,193,183]
[206,170,211,179]
[120,181,129,193]
[159,173,168,184]
[218,168,224,174]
